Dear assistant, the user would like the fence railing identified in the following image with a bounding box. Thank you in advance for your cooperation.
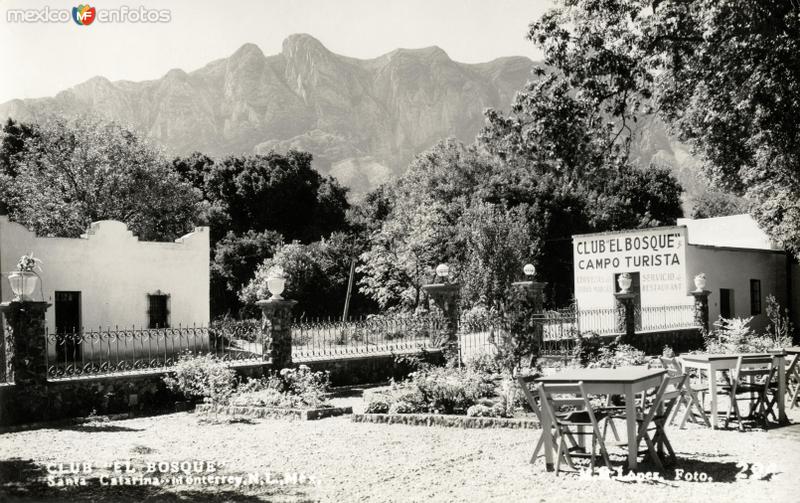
[638,304,698,332]
[45,324,265,379]
[28,302,700,379]
[291,314,448,360]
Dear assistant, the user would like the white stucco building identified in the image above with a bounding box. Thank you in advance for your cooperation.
[572,214,799,333]
[0,216,210,334]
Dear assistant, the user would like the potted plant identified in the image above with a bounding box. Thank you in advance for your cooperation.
[617,272,632,293]
[693,273,707,292]
[9,252,42,301]
[266,265,288,300]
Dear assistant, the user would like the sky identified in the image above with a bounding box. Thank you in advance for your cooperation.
[0,0,553,104]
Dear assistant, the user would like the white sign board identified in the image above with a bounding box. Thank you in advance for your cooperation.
[573,227,688,309]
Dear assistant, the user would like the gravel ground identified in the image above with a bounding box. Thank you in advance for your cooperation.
[1,403,799,502]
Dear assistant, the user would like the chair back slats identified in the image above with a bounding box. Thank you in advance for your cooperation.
[538,383,582,394]
[735,356,775,382]
[659,357,684,377]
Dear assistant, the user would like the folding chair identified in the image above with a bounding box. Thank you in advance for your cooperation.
[632,374,685,470]
[719,355,776,430]
[660,356,710,428]
[766,354,798,414]
[784,354,800,409]
[537,381,611,476]
[517,375,551,464]
[517,375,579,465]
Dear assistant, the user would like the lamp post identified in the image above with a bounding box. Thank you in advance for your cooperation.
[421,263,461,365]
[511,263,546,313]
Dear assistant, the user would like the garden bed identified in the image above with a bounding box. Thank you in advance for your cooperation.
[196,403,352,420]
[352,412,538,429]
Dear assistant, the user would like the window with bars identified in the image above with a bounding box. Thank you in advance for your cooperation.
[750,279,762,315]
[148,294,170,328]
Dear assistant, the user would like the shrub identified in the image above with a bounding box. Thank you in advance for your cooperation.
[491,287,542,374]
[466,404,496,417]
[365,396,391,414]
[705,312,790,354]
[163,353,237,405]
[410,366,495,414]
[586,343,647,368]
[572,332,605,367]
[230,365,330,409]
[464,352,502,376]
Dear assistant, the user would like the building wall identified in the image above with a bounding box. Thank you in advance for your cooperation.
[684,245,787,332]
[0,217,210,333]
[792,261,800,331]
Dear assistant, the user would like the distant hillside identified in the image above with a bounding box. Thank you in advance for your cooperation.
[0,33,705,203]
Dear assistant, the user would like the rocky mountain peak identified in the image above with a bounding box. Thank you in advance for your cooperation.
[229,42,265,62]
[282,33,331,60]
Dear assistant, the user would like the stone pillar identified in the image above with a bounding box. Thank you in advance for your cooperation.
[690,290,711,335]
[0,301,51,423]
[257,298,297,370]
[421,283,460,364]
[614,292,636,344]
[510,280,546,312]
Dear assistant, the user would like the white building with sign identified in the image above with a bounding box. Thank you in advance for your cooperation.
[572,214,798,333]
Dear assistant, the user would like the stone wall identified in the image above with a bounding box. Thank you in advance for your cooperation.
[302,350,445,387]
[628,328,705,355]
[0,350,442,426]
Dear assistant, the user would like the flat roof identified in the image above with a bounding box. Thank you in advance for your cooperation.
[573,214,782,252]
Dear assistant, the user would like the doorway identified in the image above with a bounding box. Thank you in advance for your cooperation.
[54,291,81,361]
[720,288,735,319]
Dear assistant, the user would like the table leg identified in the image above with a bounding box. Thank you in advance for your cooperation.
[778,357,787,424]
[625,384,638,471]
[709,369,718,429]
[541,394,554,471]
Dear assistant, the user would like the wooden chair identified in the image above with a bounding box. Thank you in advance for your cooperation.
[766,354,799,414]
[516,375,557,464]
[660,356,710,428]
[537,381,611,476]
[785,354,800,409]
[633,373,685,470]
[719,355,776,430]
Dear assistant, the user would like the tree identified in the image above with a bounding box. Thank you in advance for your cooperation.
[691,190,749,219]
[192,151,350,244]
[211,230,284,317]
[528,0,800,256]
[457,202,541,308]
[0,115,201,241]
[240,232,375,318]
[357,140,496,310]
[479,71,683,303]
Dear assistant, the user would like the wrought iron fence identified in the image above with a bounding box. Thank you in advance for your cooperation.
[46,324,265,379]
[30,302,700,379]
[291,314,448,360]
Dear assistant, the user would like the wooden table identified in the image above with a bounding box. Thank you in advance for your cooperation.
[679,352,787,428]
[535,367,666,471]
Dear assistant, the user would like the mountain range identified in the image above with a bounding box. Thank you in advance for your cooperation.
[0,33,702,199]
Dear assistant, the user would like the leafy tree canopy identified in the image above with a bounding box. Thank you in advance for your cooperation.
[0,116,201,241]
[241,232,375,318]
[173,150,350,244]
[529,0,800,256]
